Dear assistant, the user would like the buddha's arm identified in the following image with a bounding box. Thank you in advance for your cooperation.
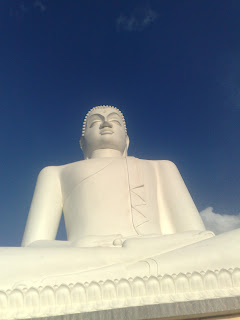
[157,160,206,233]
[21,166,63,247]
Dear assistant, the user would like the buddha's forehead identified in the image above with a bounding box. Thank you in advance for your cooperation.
[88,109,122,120]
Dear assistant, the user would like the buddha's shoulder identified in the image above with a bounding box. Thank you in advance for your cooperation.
[38,159,178,177]
[37,160,86,176]
[39,158,117,175]
[130,157,178,169]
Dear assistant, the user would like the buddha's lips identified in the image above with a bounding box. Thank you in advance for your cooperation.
[100,129,114,135]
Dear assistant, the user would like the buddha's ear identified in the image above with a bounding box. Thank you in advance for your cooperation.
[79,137,88,159]
[123,135,130,157]
[126,135,130,150]
[79,136,84,150]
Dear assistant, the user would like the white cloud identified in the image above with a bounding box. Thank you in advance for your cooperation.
[200,207,240,234]
[116,8,158,32]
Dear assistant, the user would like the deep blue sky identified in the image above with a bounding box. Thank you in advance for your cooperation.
[0,0,239,246]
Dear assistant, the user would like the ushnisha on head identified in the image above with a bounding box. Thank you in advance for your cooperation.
[80,105,129,159]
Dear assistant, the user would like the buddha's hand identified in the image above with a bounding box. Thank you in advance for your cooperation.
[71,234,124,248]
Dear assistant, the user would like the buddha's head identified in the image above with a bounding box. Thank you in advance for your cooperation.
[80,105,129,159]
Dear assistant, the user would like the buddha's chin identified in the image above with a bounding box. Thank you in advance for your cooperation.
[100,131,114,135]
[98,136,122,147]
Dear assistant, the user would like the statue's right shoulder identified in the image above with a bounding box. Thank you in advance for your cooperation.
[39,160,86,174]
[37,165,61,181]
[58,160,97,182]
[38,165,58,174]
[58,160,88,172]
[37,161,81,178]
[37,161,88,187]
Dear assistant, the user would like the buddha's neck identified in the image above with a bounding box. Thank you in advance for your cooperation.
[90,149,124,159]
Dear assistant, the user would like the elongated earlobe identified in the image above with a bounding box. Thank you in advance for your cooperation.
[123,135,130,157]
[79,137,84,150]
[79,137,88,159]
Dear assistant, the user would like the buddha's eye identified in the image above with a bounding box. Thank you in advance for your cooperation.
[110,119,121,126]
[89,120,101,128]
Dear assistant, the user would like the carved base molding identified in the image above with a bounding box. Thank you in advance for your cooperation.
[0,268,240,319]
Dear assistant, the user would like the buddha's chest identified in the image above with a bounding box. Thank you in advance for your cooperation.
[61,159,136,237]
[60,158,160,238]
[60,158,129,201]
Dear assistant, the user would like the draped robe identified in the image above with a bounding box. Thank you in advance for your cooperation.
[59,157,204,242]
[22,157,206,247]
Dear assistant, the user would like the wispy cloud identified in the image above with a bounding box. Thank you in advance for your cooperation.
[10,0,47,17]
[33,0,46,13]
[200,207,240,234]
[116,8,158,32]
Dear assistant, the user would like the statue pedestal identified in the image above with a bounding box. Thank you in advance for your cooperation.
[33,297,240,320]
[0,275,239,319]
[0,229,240,319]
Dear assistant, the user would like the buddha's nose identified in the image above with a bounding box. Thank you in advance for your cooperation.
[100,121,113,129]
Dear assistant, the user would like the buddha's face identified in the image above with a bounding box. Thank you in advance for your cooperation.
[80,108,129,158]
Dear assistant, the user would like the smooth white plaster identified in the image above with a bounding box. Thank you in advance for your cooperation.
[0,105,239,319]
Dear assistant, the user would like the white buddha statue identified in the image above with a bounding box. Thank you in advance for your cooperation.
[0,105,239,319]
[22,105,210,248]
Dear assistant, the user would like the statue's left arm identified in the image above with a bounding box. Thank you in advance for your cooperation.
[21,166,63,247]
[156,160,206,234]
